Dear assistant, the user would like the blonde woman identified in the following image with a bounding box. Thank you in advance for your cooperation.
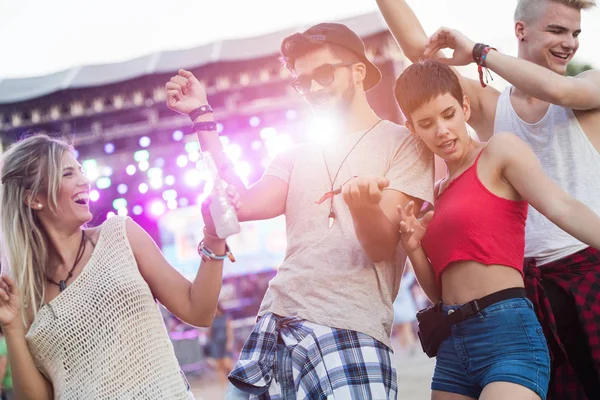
[0,134,238,399]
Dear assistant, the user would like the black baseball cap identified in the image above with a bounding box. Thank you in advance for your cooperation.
[281,22,382,91]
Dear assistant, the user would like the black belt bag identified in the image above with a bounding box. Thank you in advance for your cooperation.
[416,287,527,358]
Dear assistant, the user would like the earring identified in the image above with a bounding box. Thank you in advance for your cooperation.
[37,204,42,209]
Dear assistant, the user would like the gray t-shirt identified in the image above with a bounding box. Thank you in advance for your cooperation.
[258,120,434,348]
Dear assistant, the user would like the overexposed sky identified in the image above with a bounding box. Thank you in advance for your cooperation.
[0,0,598,80]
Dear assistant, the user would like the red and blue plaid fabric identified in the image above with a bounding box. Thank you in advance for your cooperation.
[524,247,600,399]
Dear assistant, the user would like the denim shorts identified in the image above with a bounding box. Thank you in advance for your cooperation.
[431,297,550,399]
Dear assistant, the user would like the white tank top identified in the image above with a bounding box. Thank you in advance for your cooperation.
[494,87,600,265]
[26,216,192,399]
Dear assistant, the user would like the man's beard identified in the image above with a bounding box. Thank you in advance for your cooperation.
[311,79,356,117]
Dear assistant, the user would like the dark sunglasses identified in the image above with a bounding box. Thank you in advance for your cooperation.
[291,62,355,95]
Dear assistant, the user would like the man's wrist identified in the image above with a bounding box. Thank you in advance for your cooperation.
[202,236,227,254]
[189,104,214,121]
[472,43,486,64]
[472,43,496,67]
[192,113,215,124]
[349,203,381,216]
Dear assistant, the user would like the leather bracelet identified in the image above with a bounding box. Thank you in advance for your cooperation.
[472,43,489,66]
[473,44,497,87]
[192,121,218,132]
[189,104,213,121]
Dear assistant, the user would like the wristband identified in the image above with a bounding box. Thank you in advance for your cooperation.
[189,104,213,121]
[192,121,218,132]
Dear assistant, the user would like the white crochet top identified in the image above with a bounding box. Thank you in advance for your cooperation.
[26,216,192,399]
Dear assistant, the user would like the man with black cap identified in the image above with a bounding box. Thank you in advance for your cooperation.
[166,22,433,399]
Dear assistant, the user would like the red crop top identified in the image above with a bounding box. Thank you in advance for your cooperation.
[421,151,528,285]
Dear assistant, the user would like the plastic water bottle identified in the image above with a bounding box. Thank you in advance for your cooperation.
[200,151,241,239]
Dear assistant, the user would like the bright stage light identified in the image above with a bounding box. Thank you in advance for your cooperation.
[165,175,175,186]
[188,151,200,162]
[96,177,111,189]
[308,117,339,144]
[235,161,252,186]
[82,159,99,181]
[265,134,293,158]
[176,155,189,168]
[149,201,165,216]
[134,150,149,162]
[147,167,163,179]
[184,169,204,187]
[89,190,100,202]
[225,143,242,161]
[139,136,151,148]
[150,177,163,189]
[162,189,178,201]
[112,198,127,210]
[172,130,184,141]
[185,142,200,153]
[138,160,149,171]
[260,127,277,140]
[249,116,261,127]
[167,199,178,210]
[126,164,136,175]
[138,183,149,194]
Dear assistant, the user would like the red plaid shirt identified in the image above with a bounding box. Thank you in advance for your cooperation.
[524,247,600,399]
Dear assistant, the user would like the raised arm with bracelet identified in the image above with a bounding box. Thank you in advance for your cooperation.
[165,69,288,222]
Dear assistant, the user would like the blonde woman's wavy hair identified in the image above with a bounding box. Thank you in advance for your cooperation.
[0,134,70,325]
